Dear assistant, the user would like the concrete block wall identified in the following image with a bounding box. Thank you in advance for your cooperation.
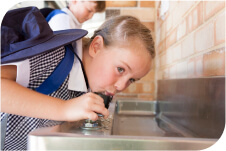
[155,1,225,80]
[106,1,156,100]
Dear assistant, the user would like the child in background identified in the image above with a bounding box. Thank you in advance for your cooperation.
[1,6,155,151]
[48,0,106,30]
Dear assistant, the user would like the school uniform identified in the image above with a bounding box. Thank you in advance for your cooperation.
[1,7,88,150]
[0,41,88,150]
[48,8,82,31]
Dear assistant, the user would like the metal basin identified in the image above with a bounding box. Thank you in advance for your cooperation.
[112,100,200,137]
[28,99,217,150]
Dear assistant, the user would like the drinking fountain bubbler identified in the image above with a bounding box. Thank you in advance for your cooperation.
[81,92,113,130]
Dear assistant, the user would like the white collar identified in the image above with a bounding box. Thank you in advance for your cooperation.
[68,40,88,92]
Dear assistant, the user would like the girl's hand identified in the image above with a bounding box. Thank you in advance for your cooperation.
[62,92,109,121]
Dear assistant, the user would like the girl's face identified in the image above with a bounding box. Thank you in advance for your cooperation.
[87,37,152,96]
[71,1,97,23]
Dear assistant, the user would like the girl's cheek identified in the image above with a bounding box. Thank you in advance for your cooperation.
[101,70,116,86]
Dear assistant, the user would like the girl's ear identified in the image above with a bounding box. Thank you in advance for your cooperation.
[89,35,104,57]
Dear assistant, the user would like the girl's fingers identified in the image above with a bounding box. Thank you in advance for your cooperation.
[85,92,104,105]
[90,104,109,117]
[94,97,105,106]
[64,93,109,121]
[86,112,99,121]
[93,93,106,105]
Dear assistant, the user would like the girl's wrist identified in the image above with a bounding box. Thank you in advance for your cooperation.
[60,99,73,121]
[54,99,68,121]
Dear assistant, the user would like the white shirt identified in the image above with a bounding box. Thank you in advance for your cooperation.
[48,8,82,30]
[1,40,88,92]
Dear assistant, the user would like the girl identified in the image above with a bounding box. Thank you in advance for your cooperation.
[1,8,155,150]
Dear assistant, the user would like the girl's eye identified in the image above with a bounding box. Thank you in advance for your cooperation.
[129,78,136,83]
[117,67,124,73]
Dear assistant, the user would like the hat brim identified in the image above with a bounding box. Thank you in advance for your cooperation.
[1,29,88,64]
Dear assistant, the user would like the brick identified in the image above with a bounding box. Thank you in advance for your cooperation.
[138,94,155,100]
[123,82,155,94]
[204,1,225,21]
[166,14,173,33]
[187,58,195,78]
[121,87,129,93]
[157,39,166,54]
[195,55,203,77]
[203,48,225,76]
[179,1,197,16]
[106,1,137,7]
[181,33,194,58]
[140,70,155,82]
[135,83,143,94]
[140,1,155,8]
[176,61,188,78]
[127,83,137,93]
[177,19,187,41]
[172,1,196,28]
[170,65,177,79]
[160,52,166,67]
[188,58,195,78]
[187,2,203,33]
[169,1,178,13]
[142,82,155,93]
[166,47,172,65]
[187,10,193,33]
[121,8,155,21]
[166,29,177,48]
[142,22,155,32]
[171,43,181,62]
[172,3,181,27]
[115,94,138,99]
[194,2,203,29]
[195,22,214,52]
[162,68,170,79]
[215,11,225,45]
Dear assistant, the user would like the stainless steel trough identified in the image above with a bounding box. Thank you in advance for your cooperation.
[28,99,218,150]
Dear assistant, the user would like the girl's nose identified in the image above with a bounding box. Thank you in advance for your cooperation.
[114,79,130,92]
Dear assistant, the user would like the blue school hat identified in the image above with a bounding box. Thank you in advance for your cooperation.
[1,6,88,64]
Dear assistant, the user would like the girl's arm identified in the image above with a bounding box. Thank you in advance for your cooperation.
[1,65,109,121]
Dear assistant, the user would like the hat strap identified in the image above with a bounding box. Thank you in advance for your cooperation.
[35,45,74,95]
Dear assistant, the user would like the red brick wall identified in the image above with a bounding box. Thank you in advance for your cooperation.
[107,1,225,100]
[106,1,156,100]
[155,1,225,80]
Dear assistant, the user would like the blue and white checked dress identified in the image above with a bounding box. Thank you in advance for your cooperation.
[1,46,85,150]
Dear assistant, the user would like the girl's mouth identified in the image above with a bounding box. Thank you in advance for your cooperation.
[104,91,115,96]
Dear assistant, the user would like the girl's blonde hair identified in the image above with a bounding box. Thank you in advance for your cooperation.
[83,15,155,59]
